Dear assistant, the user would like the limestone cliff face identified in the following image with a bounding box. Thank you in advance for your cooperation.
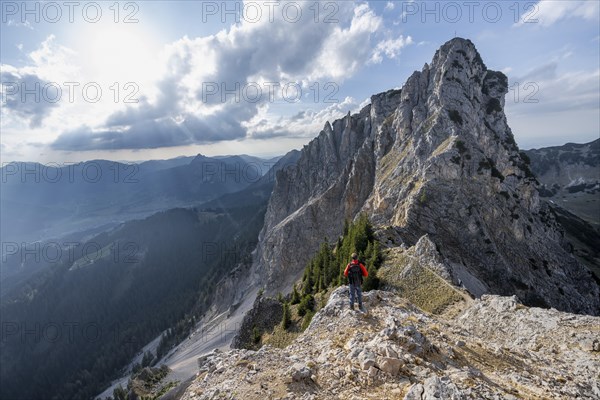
[255,103,379,292]
[255,38,599,315]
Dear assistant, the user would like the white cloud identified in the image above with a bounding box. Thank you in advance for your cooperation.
[311,3,384,80]
[27,35,80,82]
[56,1,408,150]
[3,1,414,154]
[2,35,79,82]
[1,34,137,150]
[516,0,599,27]
[385,2,395,11]
[244,97,361,140]
[370,35,413,64]
[356,96,372,112]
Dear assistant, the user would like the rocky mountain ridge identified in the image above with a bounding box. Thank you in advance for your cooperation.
[180,287,600,400]
[253,37,599,314]
[525,139,599,228]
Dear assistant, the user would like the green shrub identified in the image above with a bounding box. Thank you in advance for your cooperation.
[132,363,141,374]
[281,303,291,330]
[290,286,300,305]
[141,351,154,368]
[362,265,380,291]
[419,191,427,205]
[298,294,314,317]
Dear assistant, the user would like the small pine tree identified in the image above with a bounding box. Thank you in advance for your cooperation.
[302,264,314,295]
[112,386,127,400]
[141,351,154,367]
[362,240,382,291]
[291,285,300,305]
[298,294,314,317]
[297,215,383,299]
[281,302,291,330]
[362,263,380,291]
[131,362,141,375]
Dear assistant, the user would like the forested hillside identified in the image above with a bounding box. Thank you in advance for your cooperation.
[0,203,266,400]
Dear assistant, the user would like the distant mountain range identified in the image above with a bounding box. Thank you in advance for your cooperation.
[525,139,599,228]
[0,154,279,244]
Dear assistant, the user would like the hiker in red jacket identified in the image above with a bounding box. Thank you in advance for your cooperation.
[344,253,368,312]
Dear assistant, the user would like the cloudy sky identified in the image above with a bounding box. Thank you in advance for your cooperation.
[1,0,598,162]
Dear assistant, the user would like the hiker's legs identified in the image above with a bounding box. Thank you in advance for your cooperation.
[349,283,356,307]
[356,285,363,308]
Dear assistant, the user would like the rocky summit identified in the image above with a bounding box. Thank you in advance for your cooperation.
[254,37,600,315]
[181,287,600,400]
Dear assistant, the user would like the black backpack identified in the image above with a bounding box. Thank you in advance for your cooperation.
[348,262,363,285]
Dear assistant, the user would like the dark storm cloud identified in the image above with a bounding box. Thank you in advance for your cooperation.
[1,71,59,128]
[51,111,247,150]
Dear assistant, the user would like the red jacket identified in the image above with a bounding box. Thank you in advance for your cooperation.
[344,260,368,278]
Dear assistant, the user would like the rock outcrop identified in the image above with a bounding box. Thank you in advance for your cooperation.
[254,37,600,315]
[232,295,284,349]
[181,287,600,399]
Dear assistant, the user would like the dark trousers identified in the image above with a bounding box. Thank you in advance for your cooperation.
[349,283,363,307]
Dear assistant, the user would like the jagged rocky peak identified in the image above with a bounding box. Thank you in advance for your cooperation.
[367,38,534,224]
[255,37,600,315]
[374,37,514,167]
